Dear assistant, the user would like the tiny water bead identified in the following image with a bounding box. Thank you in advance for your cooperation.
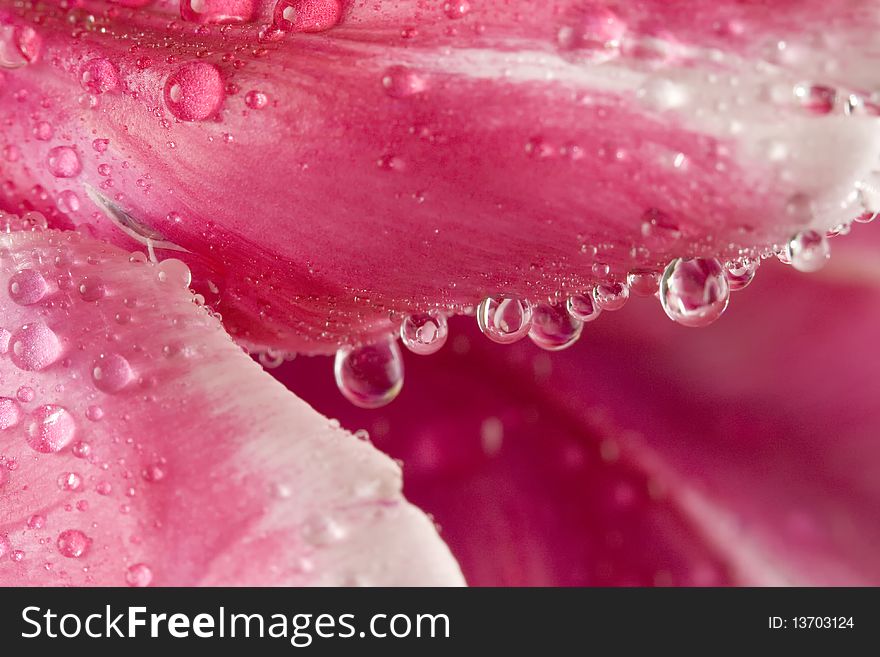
[793,83,837,115]
[92,353,134,393]
[80,58,120,95]
[593,282,629,311]
[244,89,268,109]
[660,258,730,328]
[726,257,760,291]
[181,0,257,24]
[0,397,21,430]
[557,6,626,58]
[381,66,427,98]
[477,295,533,344]
[528,302,583,352]
[164,62,225,122]
[786,230,830,273]
[25,405,76,453]
[443,1,471,19]
[57,471,83,492]
[334,339,404,409]
[8,268,49,305]
[273,0,342,33]
[566,294,602,323]
[399,311,448,355]
[46,146,82,178]
[10,322,63,371]
[56,529,90,558]
[125,563,153,587]
[57,190,80,214]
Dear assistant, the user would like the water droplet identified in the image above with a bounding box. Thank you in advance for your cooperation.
[381,66,426,98]
[57,472,83,492]
[273,0,341,33]
[157,258,192,287]
[33,121,53,141]
[27,514,45,530]
[0,24,41,69]
[627,269,660,296]
[57,190,80,214]
[399,311,448,355]
[72,441,91,458]
[244,89,268,109]
[725,257,759,291]
[11,322,63,371]
[164,62,225,122]
[557,6,626,60]
[8,269,48,305]
[26,405,76,453]
[142,463,165,482]
[181,0,256,24]
[640,208,681,248]
[786,230,830,273]
[77,276,106,301]
[334,339,404,409]
[566,294,602,322]
[125,563,153,587]
[593,282,629,311]
[91,353,134,394]
[793,83,836,115]
[0,397,21,430]
[92,138,109,153]
[80,58,120,94]
[16,386,34,402]
[56,529,90,558]
[476,296,533,344]
[528,303,583,351]
[46,146,82,178]
[660,258,730,327]
[443,1,470,19]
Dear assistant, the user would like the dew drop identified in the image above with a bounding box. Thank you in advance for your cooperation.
[181,0,256,24]
[80,58,120,94]
[443,1,470,19]
[92,353,134,393]
[157,258,192,287]
[27,514,45,530]
[57,190,80,214]
[334,339,404,409]
[785,230,830,273]
[528,303,583,351]
[57,472,83,492]
[16,386,34,403]
[0,24,41,69]
[11,322,63,371]
[660,258,730,327]
[399,311,448,355]
[626,269,660,297]
[381,66,426,98]
[273,0,341,33]
[77,275,106,301]
[8,269,48,305]
[640,208,681,248]
[793,83,836,115]
[46,146,82,178]
[126,563,153,587]
[86,405,104,422]
[244,89,268,109]
[56,529,90,558]
[725,257,759,291]
[556,6,626,60]
[476,295,533,344]
[164,62,225,122]
[26,405,76,453]
[33,121,53,141]
[593,282,629,311]
[0,397,22,430]
[566,294,602,322]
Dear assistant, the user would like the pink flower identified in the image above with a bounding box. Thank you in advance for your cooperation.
[0,0,878,585]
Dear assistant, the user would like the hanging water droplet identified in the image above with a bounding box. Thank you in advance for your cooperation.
[334,339,403,408]
[11,322,63,371]
[660,258,730,327]
[56,529,90,558]
[399,311,448,355]
[593,282,629,311]
[725,257,759,291]
[125,562,153,587]
[46,146,82,178]
[565,294,602,323]
[8,269,48,305]
[785,230,830,272]
[528,303,583,351]
[476,295,533,344]
[26,405,76,453]
[164,62,225,122]
[626,269,660,297]
[92,353,134,393]
[273,0,341,33]
[181,0,256,24]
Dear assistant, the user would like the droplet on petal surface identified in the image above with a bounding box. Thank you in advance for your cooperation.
[273,0,342,33]
[529,303,583,351]
[25,405,76,454]
[786,230,830,273]
[8,269,48,305]
[125,563,153,587]
[566,294,602,323]
[0,398,22,430]
[593,282,629,311]
[80,58,120,95]
[163,63,225,122]
[334,339,404,408]
[56,529,90,558]
[46,146,82,179]
[477,296,533,344]
[10,322,63,371]
[91,353,134,393]
[400,311,448,355]
[181,0,256,24]
[660,258,730,327]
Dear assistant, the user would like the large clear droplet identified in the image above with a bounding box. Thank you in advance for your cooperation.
[593,282,629,311]
[660,258,730,327]
[399,311,448,355]
[785,230,830,273]
[565,294,602,322]
[529,303,583,351]
[334,339,403,409]
[476,296,533,344]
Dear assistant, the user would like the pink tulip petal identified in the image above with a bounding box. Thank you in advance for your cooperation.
[277,232,880,585]
[1,1,879,351]
[0,225,463,586]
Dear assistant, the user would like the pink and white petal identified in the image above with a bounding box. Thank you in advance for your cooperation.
[1,1,879,351]
[0,225,463,586]
[277,228,880,586]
